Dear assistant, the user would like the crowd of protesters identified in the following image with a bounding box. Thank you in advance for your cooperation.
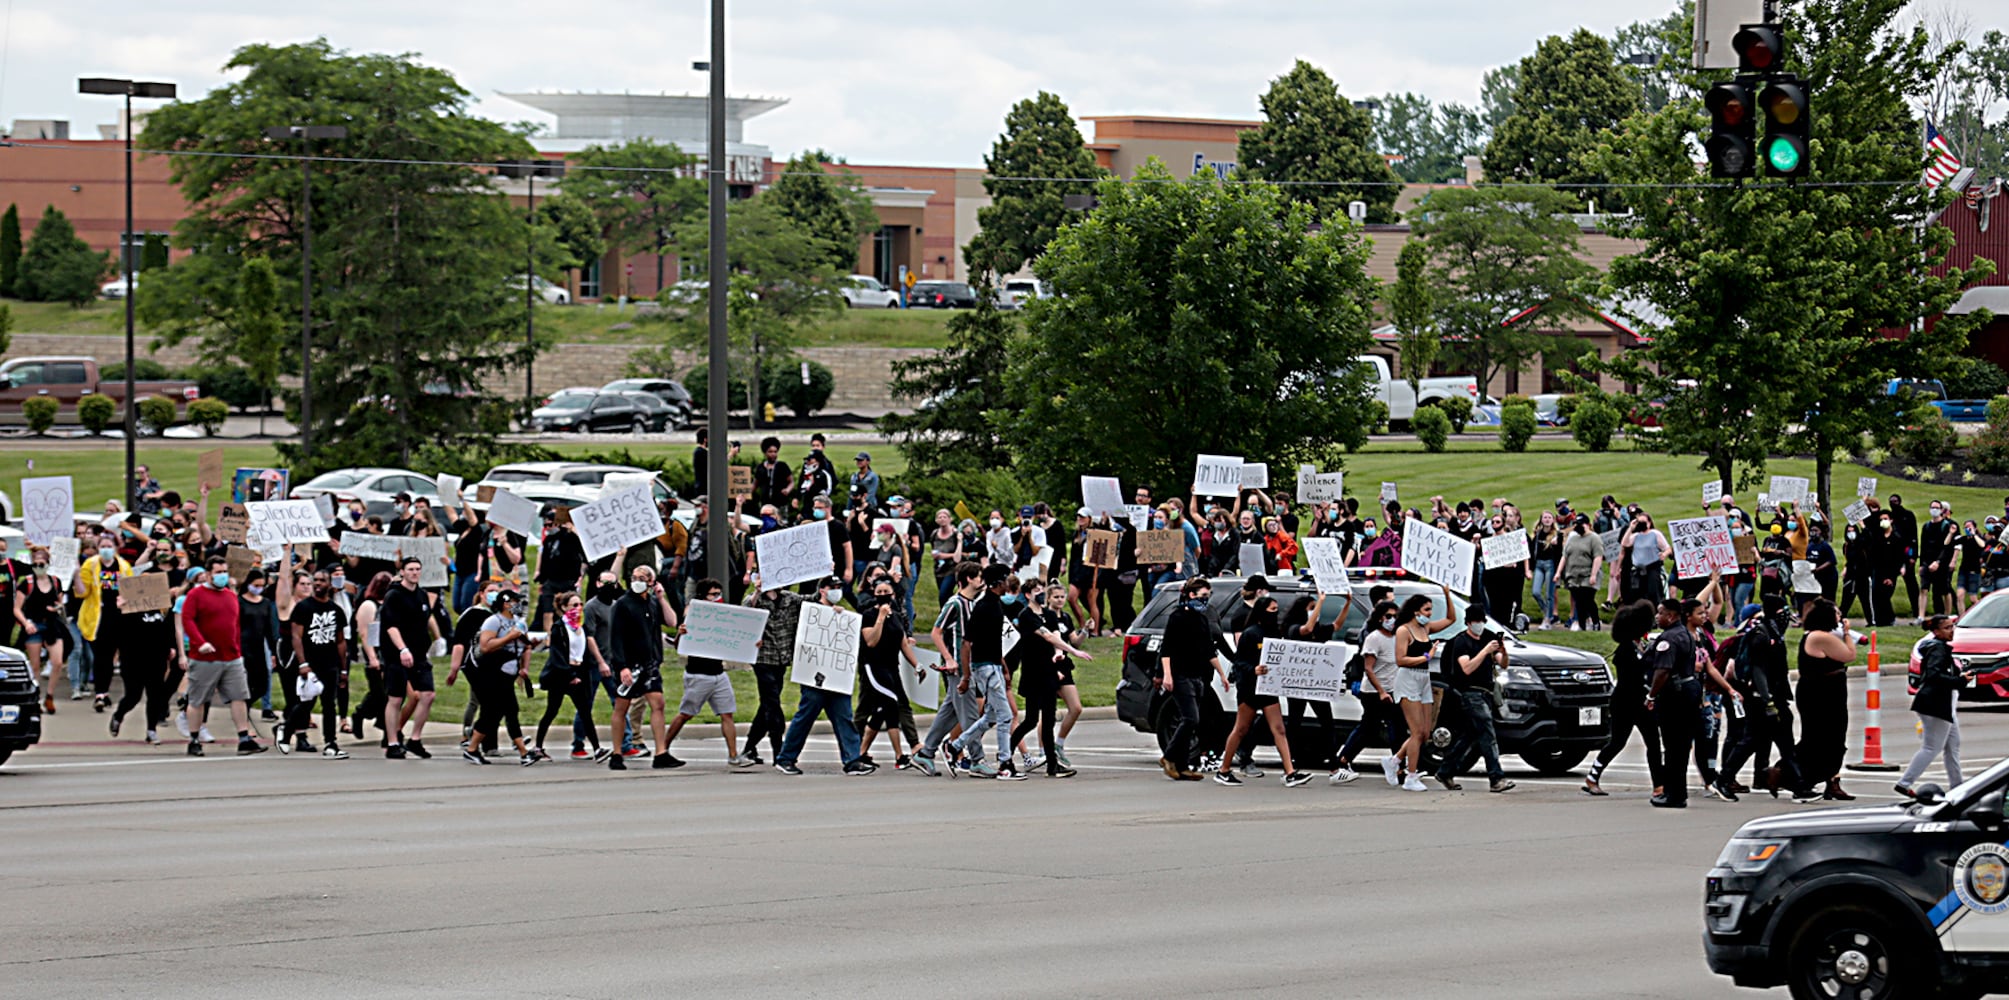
[9,445,1988,804]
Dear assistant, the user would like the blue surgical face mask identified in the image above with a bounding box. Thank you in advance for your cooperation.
[212,573,231,589]
[99,547,116,562]
[1787,521,1799,531]
[813,509,828,521]
[247,584,264,597]
[1002,594,1019,606]
[1364,528,1378,539]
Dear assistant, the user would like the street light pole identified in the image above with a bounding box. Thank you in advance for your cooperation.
[263,125,347,461]
[705,0,730,585]
[497,159,565,421]
[78,77,175,510]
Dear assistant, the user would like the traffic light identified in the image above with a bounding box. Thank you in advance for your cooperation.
[1704,79,1757,178]
[1732,23,1786,74]
[1758,77,1812,178]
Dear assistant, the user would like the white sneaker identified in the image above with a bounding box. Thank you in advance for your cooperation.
[1023,752,1045,771]
[1402,774,1429,792]
[1570,622,1582,632]
[1381,756,1401,787]
[198,726,216,744]
[1330,765,1360,785]
[174,711,190,738]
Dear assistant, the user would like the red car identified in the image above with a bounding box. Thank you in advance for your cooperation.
[1911,592,2009,702]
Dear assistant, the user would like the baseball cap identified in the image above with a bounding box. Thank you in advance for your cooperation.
[854,451,872,461]
[887,495,908,506]
[1019,505,1035,517]
[1077,506,1093,517]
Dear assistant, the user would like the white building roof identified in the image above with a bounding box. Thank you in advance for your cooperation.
[494,91,786,146]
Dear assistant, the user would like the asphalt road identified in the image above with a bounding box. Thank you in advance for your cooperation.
[6,701,2008,1000]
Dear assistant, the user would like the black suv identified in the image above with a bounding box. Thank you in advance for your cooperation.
[1705,760,2009,999]
[1115,570,1614,775]
[909,281,977,308]
[602,378,693,428]
[0,645,42,767]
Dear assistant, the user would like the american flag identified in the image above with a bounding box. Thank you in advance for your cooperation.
[1925,118,1963,189]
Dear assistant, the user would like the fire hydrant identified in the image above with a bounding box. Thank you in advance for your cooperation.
[763,402,777,424]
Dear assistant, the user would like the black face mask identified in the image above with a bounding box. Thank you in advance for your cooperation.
[597,583,620,602]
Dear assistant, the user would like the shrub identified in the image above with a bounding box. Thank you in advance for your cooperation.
[1554,394,1582,426]
[1971,430,2009,474]
[136,394,178,432]
[1947,361,2009,401]
[21,396,56,435]
[893,469,1033,520]
[684,357,837,417]
[1501,393,1533,409]
[1571,397,1623,452]
[1989,395,2009,428]
[1499,401,1537,453]
[186,397,228,436]
[1366,399,1389,432]
[1413,404,1451,452]
[101,358,175,382]
[1896,404,1959,465]
[189,366,267,412]
[76,393,115,434]
[1437,394,1473,433]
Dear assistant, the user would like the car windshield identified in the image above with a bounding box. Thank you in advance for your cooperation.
[1962,596,2009,629]
[486,470,551,483]
[546,396,591,411]
[1948,756,2009,805]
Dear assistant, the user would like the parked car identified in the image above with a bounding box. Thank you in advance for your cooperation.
[527,392,647,434]
[473,462,677,507]
[507,274,570,305]
[1115,570,1614,775]
[1915,591,2009,703]
[1001,278,1051,306]
[100,275,138,299]
[0,645,41,767]
[601,378,693,427]
[1351,355,1481,427]
[291,468,439,509]
[619,391,676,432]
[1889,378,1989,422]
[841,274,900,309]
[908,280,978,309]
[0,356,199,419]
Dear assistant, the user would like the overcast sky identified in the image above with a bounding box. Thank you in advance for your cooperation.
[8,0,2006,165]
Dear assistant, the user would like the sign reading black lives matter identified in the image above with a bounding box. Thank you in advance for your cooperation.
[791,601,860,694]
[572,485,662,561]
[1402,519,1475,594]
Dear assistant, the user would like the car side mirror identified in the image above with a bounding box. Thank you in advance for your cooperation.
[1970,789,2006,831]
[1916,783,1946,805]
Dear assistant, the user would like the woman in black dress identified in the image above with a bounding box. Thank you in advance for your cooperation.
[1795,598,1858,800]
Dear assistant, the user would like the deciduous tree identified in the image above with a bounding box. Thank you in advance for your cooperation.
[1240,60,1400,224]
[1483,30,1644,198]
[970,92,1104,277]
[765,151,878,274]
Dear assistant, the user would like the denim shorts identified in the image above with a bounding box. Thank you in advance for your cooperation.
[1962,571,1982,595]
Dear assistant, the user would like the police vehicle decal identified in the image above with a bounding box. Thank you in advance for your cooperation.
[1955,843,2009,916]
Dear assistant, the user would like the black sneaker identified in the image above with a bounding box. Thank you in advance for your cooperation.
[609,754,627,771]
[1283,771,1314,788]
[322,744,350,760]
[995,763,1027,781]
[237,738,267,756]
[405,739,432,760]
[843,760,878,775]
[652,753,685,770]
[1707,780,1737,802]
[385,744,406,760]
[1212,770,1243,786]
[857,753,877,768]
[261,709,279,722]
[187,739,204,757]
[776,762,804,775]
[894,755,912,770]
[108,714,121,738]
[295,736,314,755]
[1047,765,1077,778]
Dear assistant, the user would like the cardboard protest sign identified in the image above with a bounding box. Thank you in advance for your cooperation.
[1401,519,1475,594]
[1843,499,1872,525]
[676,601,770,663]
[400,536,449,588]
[1240,462,1269,489]
[1600,528,1623,562]
[20,475,72,546]
[1668,516,1737,580]
[338,532,402,562]
[121,571,171,613]
[1300,536,1351,595]
[903,648,944,711]
[485,487,542,539]
[1080,476,1124,516]
[1701,481,1723,505]
[1734,534,1758,565]
[1083,529,1120,570]
[1481,531,1531,570]
[1137,529,1184,566]
[1254,638,1349,703]
[1191,454,1244,497]
[225,544,261,583]
[1296,464,1317,499]
[1768,476,1809,508]
[1238,542,1267,575]
[476,484,497,503]
[728,464,754,496]
[753,521,837,590]
[1380,482,1398,503]
[571,485,663,561]
[198,449,226,493]
[1857,477,1878,498]
[245,500,330,545]
[48,537,78,587]
[790,601,860,694]
[215,503,250,544]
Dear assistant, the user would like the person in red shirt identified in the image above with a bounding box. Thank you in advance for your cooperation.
[180,554,266,757]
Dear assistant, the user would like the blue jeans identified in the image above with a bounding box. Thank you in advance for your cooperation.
[1437,689,1505,783]
[935,572,955,606]
[1732,578,1754,613]
[776,685,862,767]
[902,571,918,623]
[453,574,481,614]
[67,621,90,697]
[951,662,1011,763]
[1532,559,1557,622]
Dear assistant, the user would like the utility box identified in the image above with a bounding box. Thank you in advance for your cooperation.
[1693,0,1767,68]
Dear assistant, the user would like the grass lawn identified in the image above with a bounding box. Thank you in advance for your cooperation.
[2,297,128,336]
[532,302,952,350]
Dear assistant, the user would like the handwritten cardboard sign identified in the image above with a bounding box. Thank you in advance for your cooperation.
[790,601,861,694]
[1481,531,1530,570]
[1600,528,1623,562]
[20,475,72,547]
[198,449,226,493]
[1254,638,1349,704]
[1380,482,1398,503]
[216,503,250,544]
[1301,536,1350,595]
[1137,529,1184,566]
[1238,542,1267,575]
[1240,462,1269,490]
[338,532,402,562]
[401,536,449,588]
[728,464,754,496]
[1668,516,1737,580]
[1857,477,1878,498]
[245,499,331,545]
[1306,472,1343,503]
[1080,476,1124,516]
[121,571,171,613]
[1702,480,1723,505]
[754,521,837,591]
[676,601,770,663]
[1843,499,1872,525]
[1768,476,1809,508]
[1083,528,1120,570]
[903,648,943,710]
[48,537,78,587]
[571,485,663,562]
[486,487,542,539]
[226,544,261,583]
[1733,534,1757,565]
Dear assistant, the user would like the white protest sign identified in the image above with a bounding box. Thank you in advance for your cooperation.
[1300,537,1351,594]
[1255,638,1350,704]
[1757,493,1776,514]
[20,475,73,546]
[791,601,860,694]
[1080,476,1124,516]
[676,601,770,662]
[437,474,464,502]
[1857,477,1878,498]
[399,536,449,588]
[244,500,331,545]
[1380,482,1398,503]
[1481,531,1531,570]
[338,532,402,562]
[571,485,662,561]
[1308,472,1344,503]
[753,521,836,591]
[1238,543,1267,575]
[1600,528,1623,562]
[1192,454,1244,497]
[48,537,78,587]
[1701,481,1723,505]
[1401,519,1475,594]
[1843,499,1872,525]
[486,487,541,539]
[903,648,943,711]
[1768,476,1809,508]
[1297,464,1317,498]
[1241,462,1269,489]
[1123,504,1152,526]
[1667,516,1736,580]
[602,471,656,496]
[311,492,337,526]
[869,518,910,549]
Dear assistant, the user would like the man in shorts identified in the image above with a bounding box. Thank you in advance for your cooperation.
[379,557,439,759]
[608,563,680,771]
[179,554,266,757]
[659,578,744,768]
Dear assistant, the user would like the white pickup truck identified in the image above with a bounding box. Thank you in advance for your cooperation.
[1355,355,1480,426]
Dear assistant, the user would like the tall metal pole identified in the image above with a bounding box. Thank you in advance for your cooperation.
[526,172,536,420]
[705,0,730,584]
[122,91,135,510]
[300,149,314,460]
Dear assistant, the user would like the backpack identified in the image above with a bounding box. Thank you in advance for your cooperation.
[1343,646,1366,688]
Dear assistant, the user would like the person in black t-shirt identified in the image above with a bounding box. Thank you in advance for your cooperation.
[446,580,501,752]
[1433,606,1515,793]
[751,437,794,515]
[855,577,920,767]
[1158,576,1229,780]
[944,564,1021,778]
[378,558,439,759]
[1005,578,1093,777]
[1213,595,1313,787]
[285,570,350,757]
[608,564,681,771]
[534,510,588,630]
[659,578,741,769]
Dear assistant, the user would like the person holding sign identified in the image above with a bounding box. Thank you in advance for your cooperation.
[1392,584,1456,793]
[1431,607,1516,794]
[108,563,178,745]
[1005,578,1094,779]
[772,578,872,776]
[463,590,544,766]
[856,576,921,770]
[1212,595,1312,788]
[606,565,682,772]
[657,579,744,770]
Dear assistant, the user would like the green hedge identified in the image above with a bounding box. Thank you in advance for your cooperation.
[1413,404,1451,452]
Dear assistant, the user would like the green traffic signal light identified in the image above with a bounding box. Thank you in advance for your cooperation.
[1764,137,1803,173]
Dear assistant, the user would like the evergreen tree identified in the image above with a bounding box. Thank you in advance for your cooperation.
[1483,30,1644,196]
[970,92,1104,277]
[15,205,107,306]
[1239,60,1400,224]
[878,266,1016,476]
[0,204,20,297]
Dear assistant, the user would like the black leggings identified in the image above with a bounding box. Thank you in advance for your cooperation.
[1588,684,1660,784]
[1569,586,1599,628]
[536,677,599,749]
[354,665,386,737]
[89,613,121,696]
[1722,701,1800,792]
[1010,685,1059,771]
[286,659,345,746]
[1337,694,1408,764]
[470,669,523,743]
[111,648,169,729]
[744,666,786,757]
[1286,696,1336,769]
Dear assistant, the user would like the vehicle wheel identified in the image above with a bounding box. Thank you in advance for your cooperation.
[1518,747,1590,776]
[631,418,648,436]
[1785,903,1928,1000]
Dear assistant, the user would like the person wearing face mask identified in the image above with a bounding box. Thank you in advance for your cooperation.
[445,581,503,754]
[807,494,853,594]
[1806,521,1839,604]
[1263,517,1298,573]
[74,536,130,713]
[284,570,350,757]
[387,493,419,537]
[984,510,1015,568]
[1559,515,1604,632]
[1213,595,1313,788]
[108,562,179,746]
[1198,509,1237,579]
[581,571,631,760]
[741,580,810,767]
[1004,577,1095,778]
[1335,598,1405,784]
[17,548,69,716]
[179,554,265,757]
[237,569,281,723]
[910,562,985,777]
[1887,493,1921,624]
[1433,606,1516,793]
[606,565,681,771]
[1956,520,1986,612]
[534,590,604,761]
[772,577,872,776]
[935,564,1021,778]
[465,590,544,766]
[1066,508,1103,635]
[1920,500,1956,617]
[1156,576,1229,780]
[855,577,920,771]
[657,578,745,769]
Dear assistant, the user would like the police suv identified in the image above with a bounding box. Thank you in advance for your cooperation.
[1705,761,2009,999]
